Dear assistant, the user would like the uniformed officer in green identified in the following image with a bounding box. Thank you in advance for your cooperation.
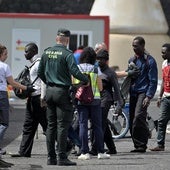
[38,28,89,166]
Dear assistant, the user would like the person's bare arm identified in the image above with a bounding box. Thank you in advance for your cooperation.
[7,76,27,90]
[157,80,164,108]
[116,68,140,78]
[116,71,128,78]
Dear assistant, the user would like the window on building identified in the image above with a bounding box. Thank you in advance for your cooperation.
[69,31,92,52]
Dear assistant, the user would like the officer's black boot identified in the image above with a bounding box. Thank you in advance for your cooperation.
[57,153,76,166]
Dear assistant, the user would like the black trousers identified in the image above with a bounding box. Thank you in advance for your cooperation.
[19,95,47,156]
[91,101,116,152]
[129,93,149,149]
[102,102,116,151]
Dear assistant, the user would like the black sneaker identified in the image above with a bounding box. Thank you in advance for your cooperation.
[130,147,146,153]
[89,150,97,156]
[0,159,14,168]
[9,152,31,158]
[57,158,77,166]
[106,149,117,154]
[47,157,57,165]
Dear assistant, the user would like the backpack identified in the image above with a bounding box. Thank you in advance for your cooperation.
[74,65,98,104]
[13,59,40,99]
[75,74,94,104]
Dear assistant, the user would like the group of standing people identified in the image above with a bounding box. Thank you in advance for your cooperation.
[0,28,169,168]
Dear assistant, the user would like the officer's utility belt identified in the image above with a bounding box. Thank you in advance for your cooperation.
[47,82,69,89]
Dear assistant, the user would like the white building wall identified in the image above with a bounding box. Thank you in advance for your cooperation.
[0,14,108,77]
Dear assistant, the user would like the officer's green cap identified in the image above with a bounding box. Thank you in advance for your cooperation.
[57,28,71,37]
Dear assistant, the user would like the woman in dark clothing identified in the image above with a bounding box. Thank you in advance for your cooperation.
[75,47,110,160]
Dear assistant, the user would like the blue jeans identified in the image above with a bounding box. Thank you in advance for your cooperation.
[0,91,9,142]
[68,126,81,147]
[157,97,170,147]
[78,103,104,154]
[0,125,7,141]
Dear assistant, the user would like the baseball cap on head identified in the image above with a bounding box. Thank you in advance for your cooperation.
[57,28,71,37]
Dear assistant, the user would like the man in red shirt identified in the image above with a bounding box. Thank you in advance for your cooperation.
[150,43,170,151]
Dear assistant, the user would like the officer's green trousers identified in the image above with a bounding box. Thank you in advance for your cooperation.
[46,86,73,160]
